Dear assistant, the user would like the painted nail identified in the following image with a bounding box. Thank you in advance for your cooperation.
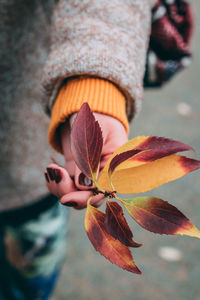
[54,169,62,184]
[47,168,55,181]
[44,172,50,183]
[78,173,93,186]
[63,201,78,207]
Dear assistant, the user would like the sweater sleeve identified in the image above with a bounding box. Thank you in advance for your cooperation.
[48,77,129,154]
[42,0,156,123]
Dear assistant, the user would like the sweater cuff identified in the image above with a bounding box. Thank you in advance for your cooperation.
[48,77,129,154]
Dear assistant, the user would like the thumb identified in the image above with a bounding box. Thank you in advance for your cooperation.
[74,165,94,190]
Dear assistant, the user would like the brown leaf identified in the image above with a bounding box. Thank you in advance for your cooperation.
[105,201,142,247]
[131,136,195,162]
[108,136,195,176]
[85,203,141,274]
[123,197,200,238]
[70,103,103,180]
[108,149,143,175]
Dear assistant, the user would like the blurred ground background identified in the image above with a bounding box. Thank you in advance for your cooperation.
[54,1,200,299]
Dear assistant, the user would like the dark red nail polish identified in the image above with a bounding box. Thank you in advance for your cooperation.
[78,173,92,186]
[47,168,55,181]
[64,201,78,207]
[44,172,50,183]
[54,169,62,184]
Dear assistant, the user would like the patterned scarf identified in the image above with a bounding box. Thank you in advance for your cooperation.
[144,0,193,87]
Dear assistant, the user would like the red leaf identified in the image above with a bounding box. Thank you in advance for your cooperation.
[70,103,103,179]
[132,136,195,162]
[105,201,142,248]
[123,197,200,238]
[108,149,143,175]
[85,203,141,274]
[108,136,194,176]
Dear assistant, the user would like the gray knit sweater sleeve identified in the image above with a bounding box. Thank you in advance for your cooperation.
[42,0,156,121]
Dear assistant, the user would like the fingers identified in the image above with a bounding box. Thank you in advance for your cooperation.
[61,191,105,210]
[74,165,95,190]
[90,195,105,208]
[44,163,76,198]
[44,163,104,209]
[48,113,129,210]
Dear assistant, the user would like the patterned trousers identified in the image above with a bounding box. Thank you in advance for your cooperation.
[0,194,69,300]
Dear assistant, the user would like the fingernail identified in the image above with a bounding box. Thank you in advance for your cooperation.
[44,172,50,183]
[54,169,62,184]
[63,201,78,207]
[47,168,55,181]
[78,173,93,186]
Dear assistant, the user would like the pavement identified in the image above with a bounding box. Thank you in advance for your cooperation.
[54,2,200,299]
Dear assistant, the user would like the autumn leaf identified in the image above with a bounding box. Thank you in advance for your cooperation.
[98,136,196,191]
[99,154,200,194]
[85,203,141,274]
[68,103,200,275]
[108,149,144,176]
[99,136,154,185]
[108,136,195,175]
[132,136,195,161]
[70,103,103,180]
[122,197,200,238]
[105,201,142,247]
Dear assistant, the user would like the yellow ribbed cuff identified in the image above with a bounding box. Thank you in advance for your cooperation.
[48,77,129,154]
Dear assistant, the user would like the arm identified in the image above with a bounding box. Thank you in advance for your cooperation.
[43,0,155,208]
[42,0,155,125]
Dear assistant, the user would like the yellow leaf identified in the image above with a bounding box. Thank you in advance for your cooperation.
[98,136,150,191]
[98,155,200,194]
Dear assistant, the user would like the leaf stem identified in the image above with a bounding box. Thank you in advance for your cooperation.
[90,179,118,199]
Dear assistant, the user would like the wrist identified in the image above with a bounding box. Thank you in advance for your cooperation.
[48,77,129,154]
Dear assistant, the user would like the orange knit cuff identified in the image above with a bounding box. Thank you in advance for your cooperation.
[48,77,129,154]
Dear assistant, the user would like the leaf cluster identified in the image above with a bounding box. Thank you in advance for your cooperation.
[70,103,200,274]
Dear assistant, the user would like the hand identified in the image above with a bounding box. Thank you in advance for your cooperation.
[45,112,128,209]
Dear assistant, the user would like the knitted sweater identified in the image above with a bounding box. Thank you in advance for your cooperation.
[0,0,156,211]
